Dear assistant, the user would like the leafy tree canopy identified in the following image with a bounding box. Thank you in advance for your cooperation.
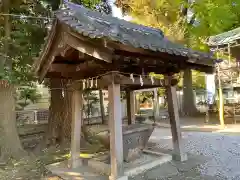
[116,0,240,89]
[0,0,111,85]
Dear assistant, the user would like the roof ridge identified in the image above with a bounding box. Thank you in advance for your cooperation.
[60,0,164,37]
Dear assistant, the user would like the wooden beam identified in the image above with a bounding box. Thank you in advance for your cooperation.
[118,75,178,87]
[64,32,113,63]
[48,60,107,73]
[114,49,214,71]
[46,70,179,91]
[39,55,56,82]
[38,30,65,82]
[116,64,180,75]
[49,64,78,72]
[45,69,108,80]
[114,50,184,66]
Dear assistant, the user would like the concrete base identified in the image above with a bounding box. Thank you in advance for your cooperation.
[46,151,172,180]
[46,160,108,180]
[88,150,172,177]
[172,153,188,162]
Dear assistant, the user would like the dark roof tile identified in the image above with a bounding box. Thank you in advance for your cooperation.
[52,1,217,65]
[208,27,240,46]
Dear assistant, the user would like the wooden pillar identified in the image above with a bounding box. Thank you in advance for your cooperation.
[108,83,126,180]
[126,90,136,125]
[99,89,106,124]
[166,76,187,162]
[70,89,83,168]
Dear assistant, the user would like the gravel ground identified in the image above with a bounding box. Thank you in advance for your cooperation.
[141,128,240,180]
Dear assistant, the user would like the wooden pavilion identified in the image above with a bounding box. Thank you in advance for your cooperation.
[208,28,240,124]
[33,1,217,180]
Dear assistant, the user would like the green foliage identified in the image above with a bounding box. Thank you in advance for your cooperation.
[117,0,240,48]
[178,71,206,89]
[0,0,51,84]
[83,90,100,118]
[43,0,101,10]
[18,87,42,103]
[0,0,111,87]
[117,0,186,43]
[72,0,101,9]
[116,0,240,89]
[188,0,240,51]
[17,86,42,109]
[139,91,153,102]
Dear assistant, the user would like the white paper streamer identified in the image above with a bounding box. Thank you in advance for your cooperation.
[159,79,163,86]
[150,76,154,84]
[88,79,91,88]
[95,78,98,87]
[83,79,86,89]
[140,75,143,86]
[130,73,135,82]
[91,78,94,88]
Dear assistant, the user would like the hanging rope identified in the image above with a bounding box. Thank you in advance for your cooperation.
[0,13,53,20]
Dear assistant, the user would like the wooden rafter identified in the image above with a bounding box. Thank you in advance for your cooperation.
[49,64,78,72]
[64,32,113,63]
[59,44,75,57]
[38,30,64,82]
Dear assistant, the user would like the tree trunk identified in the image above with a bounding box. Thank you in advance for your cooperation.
[182,69,198,116]
[0,0,26,162]
[45,78,64,146]
[61,80,73,144]
[99,90,105,124]
[0,82,27,162]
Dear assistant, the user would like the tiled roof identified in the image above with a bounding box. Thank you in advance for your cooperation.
[208,27,240,46]
[54,1,216,62]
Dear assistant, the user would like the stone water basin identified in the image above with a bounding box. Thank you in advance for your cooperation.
[97,124,155,162]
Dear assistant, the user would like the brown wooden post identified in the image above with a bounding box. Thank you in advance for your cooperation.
[126,90,136,125]
[70,89,83,168]
[135,93,139,113]
[108,83,127,180]
[166,76,187,162]
[99,89,106,124]
[130,91,136,124]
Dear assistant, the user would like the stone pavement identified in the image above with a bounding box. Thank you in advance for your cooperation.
[45,126,240,180]
[135,127,240,180]
[145,116,240,134]
[129,153,218,180]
